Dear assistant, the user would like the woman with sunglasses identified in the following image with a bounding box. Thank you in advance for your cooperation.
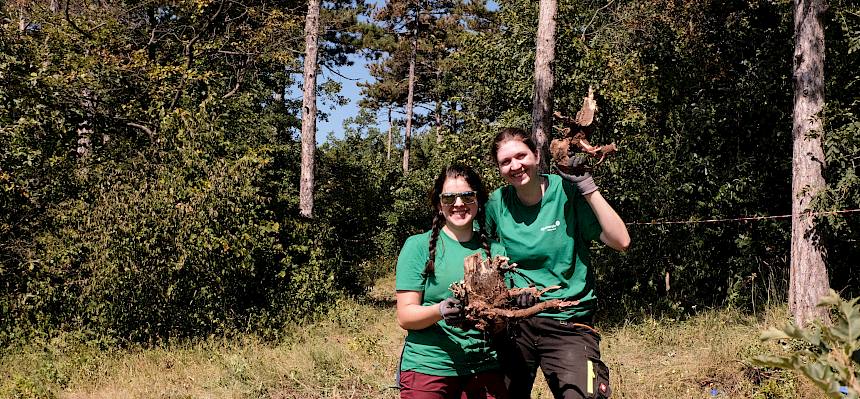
[395,164,509,399]
[486,127,630,399]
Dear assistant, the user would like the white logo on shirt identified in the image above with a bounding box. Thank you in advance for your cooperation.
[540,220,561,232]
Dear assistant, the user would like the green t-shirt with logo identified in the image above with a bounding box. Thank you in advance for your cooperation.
[395,230,506,376]
[485,174,602,319]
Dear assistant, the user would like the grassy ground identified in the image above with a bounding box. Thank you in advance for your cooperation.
[1,274,819,399]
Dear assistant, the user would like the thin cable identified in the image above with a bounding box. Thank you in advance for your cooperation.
[626,208,860,226]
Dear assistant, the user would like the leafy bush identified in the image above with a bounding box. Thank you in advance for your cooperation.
[0,1,374,344]
[754,290,860,398]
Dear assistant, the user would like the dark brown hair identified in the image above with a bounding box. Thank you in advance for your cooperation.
[489,127,538,165]
[424,164,491,278]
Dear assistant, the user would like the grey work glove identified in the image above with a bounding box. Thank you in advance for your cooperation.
[516,291,539,308]
[438,297,464,323]
[555,154,598,195]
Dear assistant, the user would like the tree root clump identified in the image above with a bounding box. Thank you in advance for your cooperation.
[550,86,618,175]
[449,254,579,333]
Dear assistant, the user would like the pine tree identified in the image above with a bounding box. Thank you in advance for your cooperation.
[789,0,830,326]
[532,0,557,172]
[300,0,321,218]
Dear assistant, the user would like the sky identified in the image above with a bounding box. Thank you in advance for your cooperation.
[314,55,373,145]
[312,0,500,145]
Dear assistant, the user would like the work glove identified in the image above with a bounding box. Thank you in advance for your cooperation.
[555,154,598,195]
[516,291,539,308]
[438,297,465,323]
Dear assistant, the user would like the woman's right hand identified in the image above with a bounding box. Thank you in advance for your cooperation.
[555,154,598,195]
[397,291,441,330]
[439,297,465,322]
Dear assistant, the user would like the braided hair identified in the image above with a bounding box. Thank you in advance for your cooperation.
[423,164,492,278]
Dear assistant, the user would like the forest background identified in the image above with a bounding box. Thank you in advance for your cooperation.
[1,0,859,397]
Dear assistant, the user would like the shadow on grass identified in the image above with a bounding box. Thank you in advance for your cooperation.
[361,295,397,309]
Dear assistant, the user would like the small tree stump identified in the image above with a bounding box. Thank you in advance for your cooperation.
[449,254,579,333]
[550,86,617,175]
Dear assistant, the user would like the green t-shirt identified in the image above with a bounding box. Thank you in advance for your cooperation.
[485,174,602,319]
[395,230,506,376]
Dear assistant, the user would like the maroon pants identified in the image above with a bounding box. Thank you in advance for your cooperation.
[399,370,509,399]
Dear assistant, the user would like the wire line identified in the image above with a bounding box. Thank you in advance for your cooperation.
[626,208,860,226]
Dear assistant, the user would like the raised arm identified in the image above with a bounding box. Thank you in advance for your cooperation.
[584,190,630,252]
[556,155,631,252]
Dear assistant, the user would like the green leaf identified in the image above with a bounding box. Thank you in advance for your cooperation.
[760,327,791,341]
[818,289,843,307]
[842,298,860,343]
[751,354,796,370]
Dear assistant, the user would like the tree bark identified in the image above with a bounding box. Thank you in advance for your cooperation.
[435,97,443,145]
[789,0,830,327]
[531,0,557,172]
[299,0,320,218]
[387,107,393,161]
[435,70,443,145]
[448,100,457,136]
[402,13,418,175]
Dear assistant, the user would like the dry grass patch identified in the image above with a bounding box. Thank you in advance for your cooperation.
[593,306,819,399]
[0,276,826,399]
[1,298,403,399]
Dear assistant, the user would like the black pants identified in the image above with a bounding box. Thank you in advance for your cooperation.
[495,316,611,399]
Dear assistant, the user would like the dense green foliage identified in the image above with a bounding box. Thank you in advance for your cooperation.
[442,0,860,320]
[1,0,858,345]
[1,0,368,343]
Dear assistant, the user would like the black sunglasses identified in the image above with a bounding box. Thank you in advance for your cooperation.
[439,191,477,206]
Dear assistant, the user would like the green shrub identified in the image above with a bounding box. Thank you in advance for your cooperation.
[754,290,860,398]
[1,107,364,343]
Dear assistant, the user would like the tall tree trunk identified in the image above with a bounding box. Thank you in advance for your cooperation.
[76,88,93,159]
[448,100,457,136]
[435,70,443,145]
[299,0,320,218]
[531,0,556,172]
[789,0,829,327]
[387,107,393,161]
[435,97,443,145]
[403,14,418,175]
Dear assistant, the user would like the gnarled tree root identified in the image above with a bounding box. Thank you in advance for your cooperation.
[550,86,618,174]
[469,298,580,319]
[450,254,582,333]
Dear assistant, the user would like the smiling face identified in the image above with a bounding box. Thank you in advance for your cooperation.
[439,176,478,231]
[495,138,539,188]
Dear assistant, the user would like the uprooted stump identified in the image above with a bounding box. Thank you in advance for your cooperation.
[550,86,617,175]
[449,253,579,333]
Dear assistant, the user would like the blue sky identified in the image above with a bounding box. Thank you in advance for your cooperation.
[313,0,499,145]
[315,55,372,145]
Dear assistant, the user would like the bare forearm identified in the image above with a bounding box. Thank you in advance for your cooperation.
[584,190,631,252]
[396,303,443,330]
